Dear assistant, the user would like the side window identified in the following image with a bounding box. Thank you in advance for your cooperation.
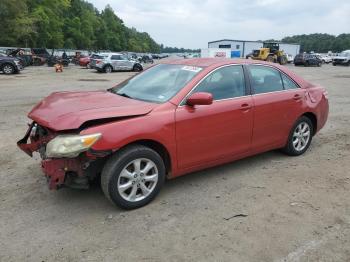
[193,66,245,100]
[249,65,283,94]
[281,73,299,90]
[111,55,122,60]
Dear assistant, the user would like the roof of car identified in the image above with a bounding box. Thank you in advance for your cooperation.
[162,58,278,67]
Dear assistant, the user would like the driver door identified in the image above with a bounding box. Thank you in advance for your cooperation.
[175,65,253,169]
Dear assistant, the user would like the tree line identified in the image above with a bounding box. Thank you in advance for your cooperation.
[281,33,350,53]
[0,0,163,53]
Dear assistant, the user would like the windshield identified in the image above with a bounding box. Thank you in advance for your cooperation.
[111,64,203,103]
[340,52,350,57]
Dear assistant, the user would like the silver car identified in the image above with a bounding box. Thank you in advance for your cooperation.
[91,53,143,73]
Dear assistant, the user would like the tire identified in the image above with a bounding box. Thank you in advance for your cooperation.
[266,55,274,63]
[133,64,143,72]
[101,145,166,209]
[104,65,113,73]
[282,116,314,156]
[2,64,15,74]
[279,56,287,65]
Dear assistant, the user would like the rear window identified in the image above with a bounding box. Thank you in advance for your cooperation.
[249,65,284,94]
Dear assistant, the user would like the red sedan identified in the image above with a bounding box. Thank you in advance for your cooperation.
[79,56,90,68]
[18,58,329,209]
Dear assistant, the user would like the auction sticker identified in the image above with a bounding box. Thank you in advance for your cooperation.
[181,66,202,72]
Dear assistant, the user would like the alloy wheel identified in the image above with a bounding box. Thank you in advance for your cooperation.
[3,65,14,74]
[105,66,112,73]
[117,158,158,202]
[292,122,311,152]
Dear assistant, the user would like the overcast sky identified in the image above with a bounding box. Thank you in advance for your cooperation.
[89,0,350,49]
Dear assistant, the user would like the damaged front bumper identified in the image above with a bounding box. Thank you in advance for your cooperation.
[17,123,104,190]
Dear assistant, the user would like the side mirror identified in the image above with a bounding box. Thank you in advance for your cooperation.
[186,92,213,106]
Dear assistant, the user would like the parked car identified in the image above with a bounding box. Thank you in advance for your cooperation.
[79,54,100,68]
[7,48,32,67]
[286,54,294,63]
[18,58,329,209]
[91,53,143,73]
[294,53,322,66]
[31,48,50,66]
[316,54,332,64]
[0,53,23,74]
[141,54,154,64]
[332,51,350,66]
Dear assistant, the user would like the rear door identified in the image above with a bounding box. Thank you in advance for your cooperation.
[248,65,305,151]
[175,65,253,169]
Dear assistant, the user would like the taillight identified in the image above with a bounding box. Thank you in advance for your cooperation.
[96,60,101,64]
[323,91,329,99]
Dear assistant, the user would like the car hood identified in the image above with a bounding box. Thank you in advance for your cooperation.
[28,91,156,131]
[334,56,349,59]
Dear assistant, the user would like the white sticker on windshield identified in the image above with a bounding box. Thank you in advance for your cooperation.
[181,66,202,72]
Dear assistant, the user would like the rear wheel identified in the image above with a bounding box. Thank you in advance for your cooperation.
[133,64,143,72]
[2,64,15,74]
[101,145,165,209]
[104,65,113,73]
[282,116,313,156]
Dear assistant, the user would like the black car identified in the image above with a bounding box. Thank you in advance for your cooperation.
[0,53,23,74]
[294,54,322,67]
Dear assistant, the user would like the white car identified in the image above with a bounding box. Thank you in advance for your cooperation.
[286,54,294,63]
[316,54,332,64]
[332,51,350,66]
[91,53,143,73]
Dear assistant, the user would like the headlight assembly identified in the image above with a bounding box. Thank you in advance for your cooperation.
[46,133,101,158]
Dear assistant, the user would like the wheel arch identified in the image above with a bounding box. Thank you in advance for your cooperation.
[301,112,317,135]
[103,64,113,69]
[0,62,15,70]
[118,139,172,176]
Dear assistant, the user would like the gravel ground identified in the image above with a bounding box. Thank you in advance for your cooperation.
[0,63,349,262]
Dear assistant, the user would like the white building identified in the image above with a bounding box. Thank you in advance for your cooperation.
[204,39,300,58]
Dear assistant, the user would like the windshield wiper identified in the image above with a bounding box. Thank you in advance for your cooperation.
[117,92,133,99]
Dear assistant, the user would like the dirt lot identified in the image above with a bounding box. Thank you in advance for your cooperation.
[0,63,349,262]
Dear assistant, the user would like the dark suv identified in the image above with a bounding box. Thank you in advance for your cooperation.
[0,53,23,74]
[294,54,322,67]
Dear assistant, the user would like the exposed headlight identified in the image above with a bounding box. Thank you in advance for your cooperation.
[46,133,101,158]
[14,60,20,64]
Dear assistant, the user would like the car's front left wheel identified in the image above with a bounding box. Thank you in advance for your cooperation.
[101,145,166,209]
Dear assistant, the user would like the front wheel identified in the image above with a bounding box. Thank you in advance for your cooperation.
[101,145,166,209]
[2,64,15,74]
[282,116,313,156]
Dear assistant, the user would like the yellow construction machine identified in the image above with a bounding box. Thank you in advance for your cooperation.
[247,42,287,65]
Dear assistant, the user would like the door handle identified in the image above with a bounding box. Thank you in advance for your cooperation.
[293,94,302,100]
[240,103,252,110]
